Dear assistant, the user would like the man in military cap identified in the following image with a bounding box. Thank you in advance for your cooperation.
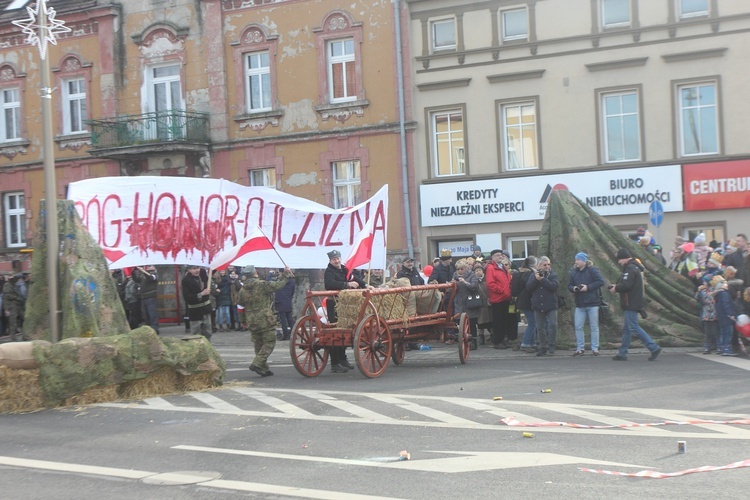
[3,273,24,341]
[239,264,294,377]
[182,265,213,340]
[324,249,366,373]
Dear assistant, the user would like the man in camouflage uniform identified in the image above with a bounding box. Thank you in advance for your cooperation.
[239,264,293,377]
[3,273,24,341]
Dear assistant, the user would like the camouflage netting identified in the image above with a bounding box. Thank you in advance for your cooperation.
[0,326,225,410]
[538,189,702,348]
[24,200,130,341]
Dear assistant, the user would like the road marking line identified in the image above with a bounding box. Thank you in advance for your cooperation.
[365,394,479,425]
[142,397,176,410]
[0,455,402,500]
[190,392,243,412]
[688,353,750,370]
[232,388,315,416]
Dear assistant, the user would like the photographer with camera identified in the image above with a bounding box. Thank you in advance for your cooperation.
[526,256,559,356]
[568,252,605,356]
[609,248,662,361]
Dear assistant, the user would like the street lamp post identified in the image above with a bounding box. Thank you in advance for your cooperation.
[8,0,71,342]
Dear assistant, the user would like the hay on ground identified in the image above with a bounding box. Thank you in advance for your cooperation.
[0,366,44,413]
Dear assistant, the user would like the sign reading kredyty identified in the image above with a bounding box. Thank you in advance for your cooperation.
[419,165,682,227]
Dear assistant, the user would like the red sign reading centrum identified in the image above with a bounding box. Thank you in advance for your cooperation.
[683,160,750,211]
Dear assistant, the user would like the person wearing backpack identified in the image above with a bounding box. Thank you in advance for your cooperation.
[609,248,662,361]
[568,252,606,356]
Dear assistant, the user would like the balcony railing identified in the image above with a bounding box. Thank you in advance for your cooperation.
[88,110,210,149]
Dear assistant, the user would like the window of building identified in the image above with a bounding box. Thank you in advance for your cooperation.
[3,192,26,248]
[508,237,538,267]
[602,90,640,163]
[678,82,718,156]
[679,0,708,19]
[683,225,724,245]
[62,78,87,134]
[502,8,528,41]
[332,160,361,209]
[327,38,356,102]
[602,0,630,28]
[430,109,465,177]
[431,18,456,51]
[249,168,276,189]
[245,51,271,112]
[1,88,21,142]
[144,64,184,141]
[502,101,539,171]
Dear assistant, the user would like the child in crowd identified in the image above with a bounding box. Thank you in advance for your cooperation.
[711,276,737,356]
[695,279,718,354]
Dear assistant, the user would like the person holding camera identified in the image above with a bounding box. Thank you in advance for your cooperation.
[568,252,605,356]
[609,248,662,361]
[526,256,559,356]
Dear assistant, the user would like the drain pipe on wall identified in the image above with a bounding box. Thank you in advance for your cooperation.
[394,0,415,259]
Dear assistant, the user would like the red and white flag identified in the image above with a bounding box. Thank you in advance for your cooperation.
[101,246,139,269]
[344,215,377,279]
[211,227,275,271]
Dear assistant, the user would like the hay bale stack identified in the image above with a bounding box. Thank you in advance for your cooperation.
[0,366,45,413]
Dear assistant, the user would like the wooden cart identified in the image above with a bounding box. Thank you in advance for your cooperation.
[289,283,470,378]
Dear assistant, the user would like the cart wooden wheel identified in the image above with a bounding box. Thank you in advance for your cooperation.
[391,339,405,365]
[353,314,392,378]
[290,315,328,377]
[458,312,470,364]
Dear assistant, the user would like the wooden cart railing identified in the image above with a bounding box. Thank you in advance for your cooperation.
[289,283,470,378]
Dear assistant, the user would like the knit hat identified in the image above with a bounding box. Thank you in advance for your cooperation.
[636,226,647,236]
[708,251,724,268]
[694,233,706,244]
[680,242,695,253]
[575,252,588,263]
[615,248,631,260]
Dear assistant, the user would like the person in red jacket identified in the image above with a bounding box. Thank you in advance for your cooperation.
[485,249,512,349]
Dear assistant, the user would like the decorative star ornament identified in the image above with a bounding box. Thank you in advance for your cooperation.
[12,0,71,60]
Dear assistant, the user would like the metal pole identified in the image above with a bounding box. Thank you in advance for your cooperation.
[40,6,60,342]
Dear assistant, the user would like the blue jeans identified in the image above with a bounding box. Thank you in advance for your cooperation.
[216,305,230,326]
[141,296,159,333]
[574,306,600,351]
[617,310,659,357]
[718,323,734,353]
[521,309,536,346]
[534,310,557,352]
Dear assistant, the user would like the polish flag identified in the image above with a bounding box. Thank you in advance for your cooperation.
[211,227,275,271]
[101,246,138,268]
[344,215,377,280]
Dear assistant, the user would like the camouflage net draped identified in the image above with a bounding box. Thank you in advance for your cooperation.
[24,200,130,341]
[538,189,702,348]
[32,326,225,407]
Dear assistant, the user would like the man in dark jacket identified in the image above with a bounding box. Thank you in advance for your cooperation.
[396,258,425,285]
[182,265,213,340]
[568,252,606,356]
[526,256,559,356]
[324,249,367,373]
[430,249,454,284]
[608,248,662,361]
[135,265,159,333]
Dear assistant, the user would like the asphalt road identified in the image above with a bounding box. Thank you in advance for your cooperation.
[2,325,749,499]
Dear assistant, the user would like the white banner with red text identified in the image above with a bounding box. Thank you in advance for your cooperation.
[67,177,388,270]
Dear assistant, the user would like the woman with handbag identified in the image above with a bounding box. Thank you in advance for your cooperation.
[453,259,481,350]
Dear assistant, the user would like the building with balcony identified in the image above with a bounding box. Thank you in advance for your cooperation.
[0,0,416,322]
[407,0,750,263]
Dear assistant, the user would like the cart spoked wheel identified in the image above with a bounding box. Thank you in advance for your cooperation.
[353,314,392,378]
[391,339,405,365]
[458,312,470,364]
[290,315,328,377]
